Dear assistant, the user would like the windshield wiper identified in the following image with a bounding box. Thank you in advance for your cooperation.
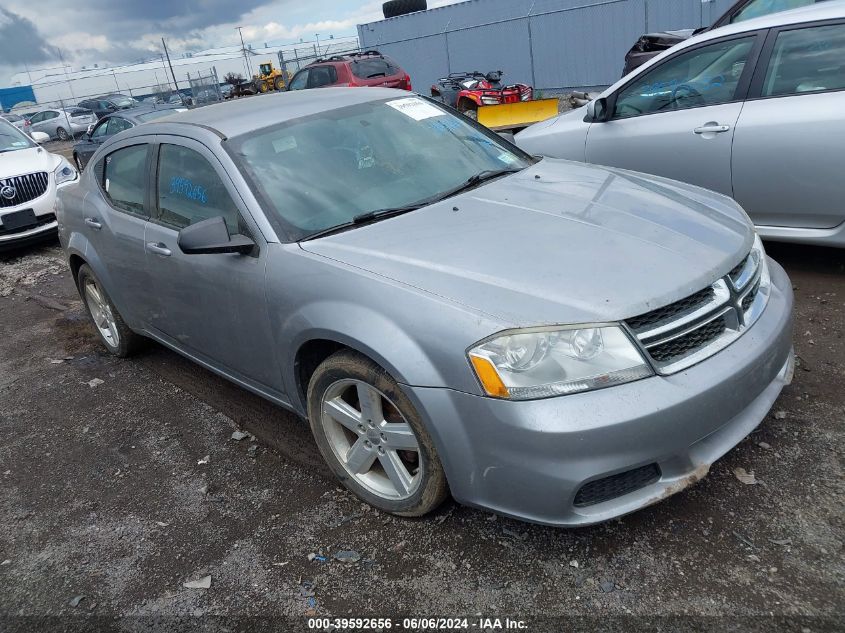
[300,203,425,241]
[299,168,522,242]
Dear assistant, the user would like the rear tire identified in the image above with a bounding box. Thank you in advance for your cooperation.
[307,350,448,517]
[76,264,144,358]
[273,76,286,91]
[383,0,427,19]
[56,127,70,141]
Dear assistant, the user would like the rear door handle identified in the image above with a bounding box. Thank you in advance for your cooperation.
[146,242,172,257]
[84,217,102,230]
[694,124,731,135]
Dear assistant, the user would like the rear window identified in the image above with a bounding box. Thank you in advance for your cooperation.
[3,114,22,122]
[351,58,397,79]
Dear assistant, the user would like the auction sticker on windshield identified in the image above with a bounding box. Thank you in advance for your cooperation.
[386,97,444,121]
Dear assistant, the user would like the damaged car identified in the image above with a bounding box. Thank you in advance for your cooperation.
[622,0,828,75]
[57,88,793,526]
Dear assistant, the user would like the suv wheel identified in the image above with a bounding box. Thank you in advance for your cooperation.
[307,350,448,516]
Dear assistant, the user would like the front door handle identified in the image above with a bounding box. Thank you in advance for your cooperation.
[146,242,172,257]
[84,217,102,230]
[694,124,731,135]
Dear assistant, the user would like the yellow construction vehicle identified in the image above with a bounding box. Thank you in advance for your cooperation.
[253,62,291,93]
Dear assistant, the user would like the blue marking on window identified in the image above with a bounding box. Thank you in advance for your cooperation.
[169,176,208,204]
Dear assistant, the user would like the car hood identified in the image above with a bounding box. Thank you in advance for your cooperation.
[300,159,753,326]
[0,146,61,178]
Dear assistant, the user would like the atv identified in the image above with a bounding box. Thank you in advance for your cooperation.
[430,71,533,120]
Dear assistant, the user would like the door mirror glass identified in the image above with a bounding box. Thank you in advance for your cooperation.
[178,216,256,255]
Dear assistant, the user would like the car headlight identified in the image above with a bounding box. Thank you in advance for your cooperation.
[752,233,771,294]
[54,158,78,185]
[468,325,653,400]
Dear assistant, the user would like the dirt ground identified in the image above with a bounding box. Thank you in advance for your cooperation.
[0,239,842,632]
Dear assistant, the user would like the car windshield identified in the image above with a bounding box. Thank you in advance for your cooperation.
[0,119,35,152]
[226,97,533,240]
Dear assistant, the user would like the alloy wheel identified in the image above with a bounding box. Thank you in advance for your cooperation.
[84,279,120,349]
[57,127,69,141]
[320,379,422,500]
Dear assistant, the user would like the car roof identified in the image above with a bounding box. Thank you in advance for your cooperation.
[105,105,181,121]
[150,87,406,139]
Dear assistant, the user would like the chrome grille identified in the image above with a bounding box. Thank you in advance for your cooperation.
[625,246,769,374]
[0,172,49,208]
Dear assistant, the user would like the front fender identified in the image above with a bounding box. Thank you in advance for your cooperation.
[281,300,451,412]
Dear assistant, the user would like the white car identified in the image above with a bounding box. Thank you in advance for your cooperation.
[516,2,845,248]
[0,119,78,251]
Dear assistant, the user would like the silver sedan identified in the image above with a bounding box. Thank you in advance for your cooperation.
[57,88,793,526]
[517,2,845,247]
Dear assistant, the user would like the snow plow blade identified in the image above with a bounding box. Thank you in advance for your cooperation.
[477,99,559,131]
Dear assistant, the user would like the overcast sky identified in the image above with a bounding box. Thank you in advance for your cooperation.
[0,0,462,84]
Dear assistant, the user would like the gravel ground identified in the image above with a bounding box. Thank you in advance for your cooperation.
[0,240,843,632]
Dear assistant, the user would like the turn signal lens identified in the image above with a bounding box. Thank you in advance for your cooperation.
[469,355,510,399]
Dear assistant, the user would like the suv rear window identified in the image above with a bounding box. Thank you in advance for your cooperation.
[351,59,397,79]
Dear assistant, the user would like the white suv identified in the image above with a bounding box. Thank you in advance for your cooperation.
[0,119,78,251]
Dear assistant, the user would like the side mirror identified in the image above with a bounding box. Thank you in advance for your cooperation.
[585,97,610,123]
[30,131,50,144]
[86,124,94,137]
[178,216,255,255]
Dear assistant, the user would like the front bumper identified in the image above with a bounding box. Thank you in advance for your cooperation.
[407,259,794,526]
[0,178,62,251]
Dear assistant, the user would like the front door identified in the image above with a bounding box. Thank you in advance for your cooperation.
[143,137,282,393]
[586,34,761,197]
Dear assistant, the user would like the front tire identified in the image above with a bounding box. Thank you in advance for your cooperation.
[76,264,144,358]
[307,350,448,517]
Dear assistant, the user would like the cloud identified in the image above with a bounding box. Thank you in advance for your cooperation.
[0,7,61,65]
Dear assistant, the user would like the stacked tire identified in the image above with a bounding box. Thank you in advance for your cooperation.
[383,0,427,19]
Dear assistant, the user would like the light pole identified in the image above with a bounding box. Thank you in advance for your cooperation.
[315,33,321,57]
[236,27,251,79]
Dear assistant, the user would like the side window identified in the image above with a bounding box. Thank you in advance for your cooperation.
[102,145,149,217]
[762,23,845,97]
[731,0,818,24]
[156,144,242,234]
[308,66,337,88]
[108,117,134,135]
[91,119,110,139]
[289,70,309,91]
[612,37,756,119]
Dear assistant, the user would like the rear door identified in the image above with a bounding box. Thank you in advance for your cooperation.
[585,32,764,197]
[732,19,845,229]
[143,137,282,391]
[83,140,154,326]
